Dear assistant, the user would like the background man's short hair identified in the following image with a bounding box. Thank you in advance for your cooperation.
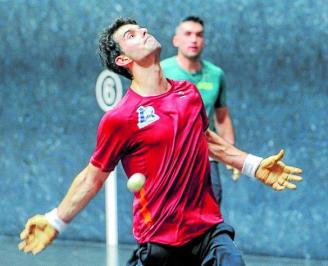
[181,16,204,26]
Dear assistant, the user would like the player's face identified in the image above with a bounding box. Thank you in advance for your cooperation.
[113,24,161,62]
[174,21,204,60]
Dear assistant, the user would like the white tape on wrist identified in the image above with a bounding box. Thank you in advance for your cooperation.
[45,208,68,233]
[242,154,263,178]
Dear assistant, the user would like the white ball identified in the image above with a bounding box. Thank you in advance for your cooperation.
[127,173,146,192]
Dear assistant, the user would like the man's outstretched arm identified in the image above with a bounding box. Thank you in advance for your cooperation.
[205,129,303,190]
[18,163,109,255]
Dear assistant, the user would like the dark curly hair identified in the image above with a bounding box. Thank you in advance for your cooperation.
[98,18,138,80]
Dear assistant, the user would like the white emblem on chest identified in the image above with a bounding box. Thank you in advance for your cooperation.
[137,106,160,128]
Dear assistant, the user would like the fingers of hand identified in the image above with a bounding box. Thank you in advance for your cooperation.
[31,228,55,255]
[231,168,241,181]
[23,237,39,253]
[284,182,297,190]
[32,242,46,255]
[276,158,303,176]
[19,215,45,245]
[271,149,285,165]
[282,164,303,175]
[19,228,52,254]
[272,180,296,191]
[24,215,47,234]
[275,149,285,161]
[19,234,36,253]
[276,181,296,190]
[20,228,29,240]
[270,173,299,191]
[18,216,57,255]
[272,183,285,191]
[26,215,44,228]
[19,227,36,252]
[18,229,36,251]
[225,165,240,181]
[18,240,27,251]
[262,150,285,168]
[231,174,240,181]
[280,175,298,189]
[286,173,303,182]
[260,156,277,168]
[20,217,39,241]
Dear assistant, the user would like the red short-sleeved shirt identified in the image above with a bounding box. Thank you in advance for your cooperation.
[90,79,223,246]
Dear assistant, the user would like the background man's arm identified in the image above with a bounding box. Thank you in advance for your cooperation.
[214,106,241,180]
[205,128,246,170]
[214,106,235,145]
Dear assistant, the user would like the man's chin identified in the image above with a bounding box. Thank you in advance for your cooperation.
[153,43,162,53]
[146,45,161,58]
[186,54,201,61]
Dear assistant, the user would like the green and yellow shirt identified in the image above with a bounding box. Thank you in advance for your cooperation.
[161,56,226,131]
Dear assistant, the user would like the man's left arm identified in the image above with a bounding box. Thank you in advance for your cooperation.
[205,129,303,191]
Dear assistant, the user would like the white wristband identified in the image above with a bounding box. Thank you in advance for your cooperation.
[45,208,68,233]
[242,154,263,178]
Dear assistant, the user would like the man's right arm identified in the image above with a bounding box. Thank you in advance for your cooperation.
[57,163,109,223]
[18,163,109,255]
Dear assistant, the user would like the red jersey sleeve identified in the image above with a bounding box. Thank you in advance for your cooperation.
[90,113,129,172]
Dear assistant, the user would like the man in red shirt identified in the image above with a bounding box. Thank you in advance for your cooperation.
[19,18,303,266]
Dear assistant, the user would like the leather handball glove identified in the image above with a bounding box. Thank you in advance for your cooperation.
[18,214,58,255]
[255,150,303,190]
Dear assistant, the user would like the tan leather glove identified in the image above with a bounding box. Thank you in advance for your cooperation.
[226,165,241,181]
[255,150,303,190]
[18,214,58,255]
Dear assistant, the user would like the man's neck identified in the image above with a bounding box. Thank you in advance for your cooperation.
[176,53,202,73]
[130,61,170,97]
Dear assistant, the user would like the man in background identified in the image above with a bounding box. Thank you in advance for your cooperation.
[161,16,239,205]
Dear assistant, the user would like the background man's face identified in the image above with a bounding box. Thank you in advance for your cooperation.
[174,21,204,60]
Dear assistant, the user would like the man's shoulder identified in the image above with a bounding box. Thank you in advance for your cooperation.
[100,105,127,127]
[170,79,195,88]
[170,79,200,97]
[100,91,136,124]
[202,60,224,76]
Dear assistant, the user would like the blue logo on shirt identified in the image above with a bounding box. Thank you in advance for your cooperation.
[137,106,160,128]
